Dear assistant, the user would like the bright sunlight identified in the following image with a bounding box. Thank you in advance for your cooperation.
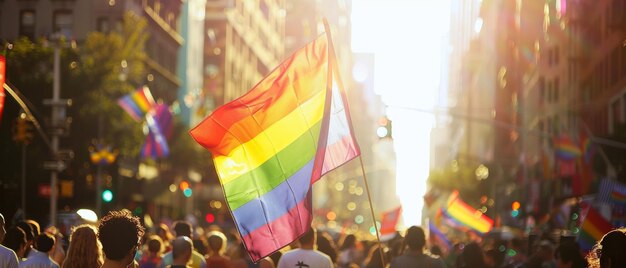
[352,0,450,227]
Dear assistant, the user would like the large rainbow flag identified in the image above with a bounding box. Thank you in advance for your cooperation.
[442,191,493,234]
[578,205,613,251]
[190,33,360,261]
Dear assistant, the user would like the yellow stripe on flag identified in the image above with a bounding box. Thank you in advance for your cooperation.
[214,91,325,184]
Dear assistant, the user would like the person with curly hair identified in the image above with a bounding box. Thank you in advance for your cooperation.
[586,228,626,268]
[99,210,145,268]
[62,224,103,268]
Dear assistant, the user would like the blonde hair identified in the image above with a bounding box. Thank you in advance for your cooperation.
[62,224,104,268]
[586,228,626,268]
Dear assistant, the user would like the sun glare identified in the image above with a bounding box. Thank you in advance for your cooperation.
[352,0,450,228]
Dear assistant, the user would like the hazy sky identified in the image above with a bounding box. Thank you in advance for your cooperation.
[351,0,450,227]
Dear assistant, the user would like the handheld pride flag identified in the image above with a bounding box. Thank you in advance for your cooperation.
[190,33,360,261]
[597,179,626,206]
[117,86,155,121]
[380,206,402,239]
[578,205,613,251]
[428,221,451,251]
[140,104,172,159]
[553,134,582,160]
[442,191,493,234]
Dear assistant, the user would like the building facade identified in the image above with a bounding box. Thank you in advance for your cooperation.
[0,0,183,103]
[177,0,207,127]
[204,0,285,108]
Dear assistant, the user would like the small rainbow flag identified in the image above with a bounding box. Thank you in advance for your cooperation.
[442,191,493,234]
[190,33,360,261]
[578,206,613,251]
[553,134,582,160]
[117,86,155,121]
[380,206,402,239]
[428,222,451,251]
[140,104,172,159]
[597,179,626,206]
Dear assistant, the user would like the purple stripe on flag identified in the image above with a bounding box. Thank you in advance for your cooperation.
[241,195,312,261]
[118,97,144,121]
[429,222,451,250]
[232,159,314,237]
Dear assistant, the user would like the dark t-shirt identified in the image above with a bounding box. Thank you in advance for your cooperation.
[390,252,446,268]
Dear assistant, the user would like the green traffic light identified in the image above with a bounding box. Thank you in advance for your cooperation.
[102,189,113,202]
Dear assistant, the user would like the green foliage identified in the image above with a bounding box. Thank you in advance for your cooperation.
[168,119,212,171]
[71,12,149,157]
[5,11,209,180]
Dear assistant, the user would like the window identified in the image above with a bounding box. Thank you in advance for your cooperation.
[53,10,73,38]
[554,77,559,102]
[547,49,553,66]
[97,17,110,33]
[547,80,552,103]
[554,46,559,65]
[539,77,545,102]
[19,10,36,40]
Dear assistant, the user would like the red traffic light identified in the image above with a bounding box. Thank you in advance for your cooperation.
[205,213,215,223]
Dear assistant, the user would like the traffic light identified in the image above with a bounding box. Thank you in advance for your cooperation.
[102,189,113,203]
[179,181,192,197]
[13,114,34,144]
[376,116,392,139]
[511,201,520,217]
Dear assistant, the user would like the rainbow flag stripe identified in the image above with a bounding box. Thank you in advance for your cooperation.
[554,135,582,160]
[597,179,626,206]
[429,222,451,251]
[443,191,493,234]
[117,86,155,121]
[190,34,360,261]
[141,104,172,159]
[579,206,613,251]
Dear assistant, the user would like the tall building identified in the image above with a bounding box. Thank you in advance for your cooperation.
[445,0,545,225]
[204,0,285,108]
[575,0,624,139]
[0,0,183,103]
[0,0,184,222]
[177,0,207,127]
[433,0,481,172]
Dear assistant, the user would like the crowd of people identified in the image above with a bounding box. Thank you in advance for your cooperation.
[0,210,624,267]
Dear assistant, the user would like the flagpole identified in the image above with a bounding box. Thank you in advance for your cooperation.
[359,155,387,266]
[322,18,386,267]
